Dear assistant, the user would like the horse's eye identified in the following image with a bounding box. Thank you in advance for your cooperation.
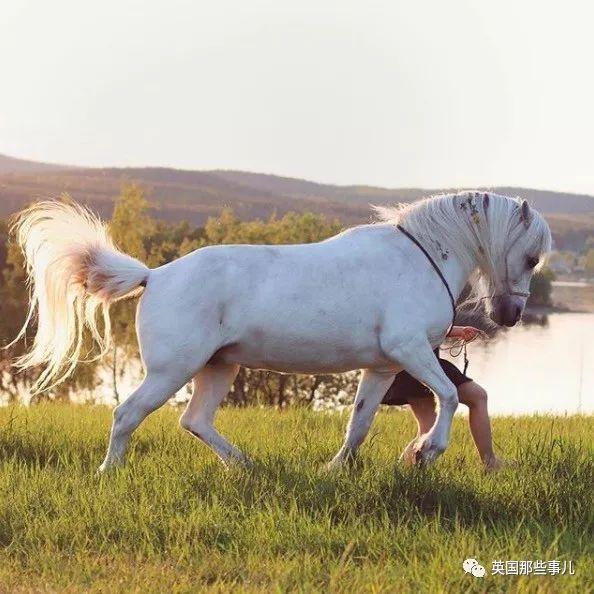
[526,256,539,270]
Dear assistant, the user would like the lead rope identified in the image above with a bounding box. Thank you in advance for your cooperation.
[443,335,479,375]
[463,342,469,375]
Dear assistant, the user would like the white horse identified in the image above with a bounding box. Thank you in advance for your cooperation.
[10,191,551,471]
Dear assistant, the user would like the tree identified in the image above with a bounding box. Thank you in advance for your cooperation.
[107,184,155,402]
[203,208,342,246]
[585,249,594,274]
[528,266,555,306]
[0,199,353,407]
[0,221,35,400]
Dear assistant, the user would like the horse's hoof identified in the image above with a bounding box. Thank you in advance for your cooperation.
[97,457,124,475]
[226,456,254,471]
[399,441,418,466]
[324,459,343,473]
[241,458,255,470]
[413,436,444,466]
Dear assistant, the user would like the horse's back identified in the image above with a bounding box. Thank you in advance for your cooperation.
[153,224,400,292]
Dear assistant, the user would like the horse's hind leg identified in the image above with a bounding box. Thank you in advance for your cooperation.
[180,363,249,466]
[99,370,189,472]
[328,369,397,469]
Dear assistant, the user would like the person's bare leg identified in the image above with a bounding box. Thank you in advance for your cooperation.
[400,398,436,464]
[457,381,502,470]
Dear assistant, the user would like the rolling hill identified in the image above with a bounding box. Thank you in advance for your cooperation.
[0,154,592,249]
[0,153,74,175]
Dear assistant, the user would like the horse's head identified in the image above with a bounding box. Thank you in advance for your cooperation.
[480,197,552,327]
[374,192,552,327]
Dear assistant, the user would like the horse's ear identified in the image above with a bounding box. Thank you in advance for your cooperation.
[520,200,531,229]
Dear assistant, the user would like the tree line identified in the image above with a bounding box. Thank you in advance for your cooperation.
[0,185,552,406]
[0,185,356,406]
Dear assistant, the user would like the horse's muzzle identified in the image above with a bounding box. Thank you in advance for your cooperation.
[490,294,525,327]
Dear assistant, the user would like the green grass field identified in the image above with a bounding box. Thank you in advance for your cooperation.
[0,405,592,593]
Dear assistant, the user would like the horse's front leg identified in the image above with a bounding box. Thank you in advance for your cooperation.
[387,338,458,464]
[328,369,396,469]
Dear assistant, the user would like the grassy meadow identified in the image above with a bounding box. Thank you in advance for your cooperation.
[0,404,592,593]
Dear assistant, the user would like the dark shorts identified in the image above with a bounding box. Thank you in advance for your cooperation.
[382,349,472,406]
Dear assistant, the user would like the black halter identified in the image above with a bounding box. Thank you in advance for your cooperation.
[396,224,456,331]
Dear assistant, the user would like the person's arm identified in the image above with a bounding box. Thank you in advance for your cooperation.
[447,326,483,341]
[447,326,465,338]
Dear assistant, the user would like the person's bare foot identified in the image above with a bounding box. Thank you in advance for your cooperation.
[483,456,505,472]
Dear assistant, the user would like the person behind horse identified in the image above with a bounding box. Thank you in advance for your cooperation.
[382,325,503,471]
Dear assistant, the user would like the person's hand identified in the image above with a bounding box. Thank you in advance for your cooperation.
[460,326,483,342]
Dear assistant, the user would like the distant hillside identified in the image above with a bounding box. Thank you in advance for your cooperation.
[212,171,594,216]
[0,164,383,224]
[0,154,592,249]
[0,154,73,175]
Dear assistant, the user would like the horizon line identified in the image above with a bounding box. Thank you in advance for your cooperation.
[1,150,593,200]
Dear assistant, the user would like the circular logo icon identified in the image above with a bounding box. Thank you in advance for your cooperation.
[471,564,486,577]
[463,558,479,573]
[463,558,485,578]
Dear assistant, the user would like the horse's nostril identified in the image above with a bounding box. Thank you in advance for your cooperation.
[515,305,522,320]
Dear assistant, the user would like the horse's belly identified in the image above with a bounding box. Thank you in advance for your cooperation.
[211,335,386,374]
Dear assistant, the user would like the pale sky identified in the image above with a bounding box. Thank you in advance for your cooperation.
[2,0,594,194]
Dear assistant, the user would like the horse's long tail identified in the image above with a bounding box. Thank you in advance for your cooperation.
[8,200,149,392]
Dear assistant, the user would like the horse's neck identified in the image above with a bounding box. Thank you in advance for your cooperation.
[440,251,476,302]
[427,216,481,301]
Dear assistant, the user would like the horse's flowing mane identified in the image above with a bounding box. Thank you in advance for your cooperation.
[374,191,552,306]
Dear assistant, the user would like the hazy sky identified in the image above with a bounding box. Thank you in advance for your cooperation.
[2,1,593,193]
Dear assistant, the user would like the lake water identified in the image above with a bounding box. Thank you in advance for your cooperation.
[552,280,592,288]
[443,312,594,416]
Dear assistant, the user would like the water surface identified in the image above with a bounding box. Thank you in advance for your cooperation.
[444,313,593,415]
